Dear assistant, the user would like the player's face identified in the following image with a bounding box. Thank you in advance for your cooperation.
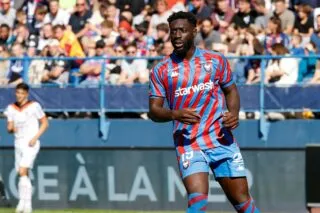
[169,19,196,55]
[15,89,28,104]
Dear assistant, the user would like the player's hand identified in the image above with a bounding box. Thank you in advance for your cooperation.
[172,108,201,125]
[222,112,239,130]
[28,138,37,147]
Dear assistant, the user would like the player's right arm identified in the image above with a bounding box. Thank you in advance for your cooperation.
[149,98,201,124]
[148,65,200,124]
[4,106,15,134]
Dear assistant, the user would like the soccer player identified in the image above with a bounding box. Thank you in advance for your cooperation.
[148,12,260,213]
[4,83,48,213]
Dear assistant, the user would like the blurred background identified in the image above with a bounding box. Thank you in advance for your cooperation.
[0,0,320,212]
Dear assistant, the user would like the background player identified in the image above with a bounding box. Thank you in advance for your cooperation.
[4,83,48,213]
[148,12,260,212]
[0,174,10,207]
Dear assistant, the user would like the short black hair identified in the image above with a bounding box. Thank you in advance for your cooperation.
[167,11,197,27]
[16,83,29,92]
[0,24,10,30]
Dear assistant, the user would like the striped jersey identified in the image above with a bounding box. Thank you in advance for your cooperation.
[149,47,235,156]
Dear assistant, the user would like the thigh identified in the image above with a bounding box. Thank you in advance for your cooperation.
[177,150,209,194]
[208,143,246,179]
[20,143,40,169]
[15,147,22,172]
[217,177,250,205]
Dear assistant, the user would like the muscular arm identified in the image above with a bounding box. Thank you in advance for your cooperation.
[222,84,240,116]
[148,97,200,124]
[148,97,174,122]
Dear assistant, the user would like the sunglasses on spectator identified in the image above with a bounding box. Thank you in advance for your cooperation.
[76,3,85,6]
[2,2,10,4]
[127,51,136,54]
[116,49,123,52]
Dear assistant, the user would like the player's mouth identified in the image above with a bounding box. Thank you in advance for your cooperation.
[173,41,184,49]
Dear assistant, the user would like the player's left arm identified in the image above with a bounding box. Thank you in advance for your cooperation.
[29,103,49,147]
[219,55,240,130]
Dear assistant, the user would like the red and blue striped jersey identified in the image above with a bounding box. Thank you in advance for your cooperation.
[149,47,235,156]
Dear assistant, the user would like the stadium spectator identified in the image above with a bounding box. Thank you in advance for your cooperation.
[119,43,148,85]
[133,23,149,56]
[7,43,25,85]
[147,0,172,38]
[68,0,93,38]
[14,24,30,47]
[195,18,221,50]
[293,4,314,38]
[53,24,85,58]
[132,5,153,26]
[78,39,106,86]
[154,23,169,50]
[189,0,212,20]
[265,43,298,85]
[264,16,289,53]
[42,39,70,86]
[115,20,133,47]
[14,9,27,27]
[290,34,304,55]
[253,0,270,30]
[273,0,295,35]
[311,15,320,53]
[43,0,70,26]
[28,5,47,36]
[0,45,10,85]
[28,45,48,85]
[105,4,120,29]
[210,0,234,33]
[0,0,16,28]
[38,23,53,51]
[107,45,124,85]
[221,25,242,53]
[232,44,251,85]
[0,24,14,47]
[297,42,317,82]
[161,40,174,56]
[231,0,259,29]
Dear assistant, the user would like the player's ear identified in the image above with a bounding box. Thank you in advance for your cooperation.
[192,27,197,37]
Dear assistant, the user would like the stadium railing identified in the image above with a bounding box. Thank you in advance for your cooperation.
[0,54,319,140]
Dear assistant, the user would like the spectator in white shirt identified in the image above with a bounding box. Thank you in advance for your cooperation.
[119,43,148,85]
[43,0,70,26]
[0,0,16,28]
[265,43,298,85]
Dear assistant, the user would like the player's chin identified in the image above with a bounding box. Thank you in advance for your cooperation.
[174,46,187,55]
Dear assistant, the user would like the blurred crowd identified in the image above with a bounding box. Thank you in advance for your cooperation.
[0,0,319,87]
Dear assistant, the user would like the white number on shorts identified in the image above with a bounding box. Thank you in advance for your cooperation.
[181,151,194,162]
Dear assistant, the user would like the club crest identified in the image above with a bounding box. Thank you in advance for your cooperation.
[182,160,190,169]
[203,63,212,72]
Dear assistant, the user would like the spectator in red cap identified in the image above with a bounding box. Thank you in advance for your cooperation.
[115,20,133,47]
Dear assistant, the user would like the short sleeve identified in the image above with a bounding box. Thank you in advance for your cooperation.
[34,102,45,120]
[219,55,234,88]
[4,107,13,122]
[149,65,166,98]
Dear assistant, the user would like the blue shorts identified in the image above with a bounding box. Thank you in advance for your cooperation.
[177,142,246,179]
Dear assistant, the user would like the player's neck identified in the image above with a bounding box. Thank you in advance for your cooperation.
[175,46,196,61]
[16,100,28,107]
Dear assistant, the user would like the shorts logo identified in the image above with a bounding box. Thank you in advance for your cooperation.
[232,153,245,171]
[181,151,193,169]
[182,160,190,169]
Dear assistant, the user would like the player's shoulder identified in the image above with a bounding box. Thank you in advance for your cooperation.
[197,48,227,61]
[151,56,171,73]
[30,101,42,109]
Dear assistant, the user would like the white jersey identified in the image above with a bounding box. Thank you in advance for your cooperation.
[4,101,45,146]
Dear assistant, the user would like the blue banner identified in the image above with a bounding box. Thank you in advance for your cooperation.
[0,85,319,111]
